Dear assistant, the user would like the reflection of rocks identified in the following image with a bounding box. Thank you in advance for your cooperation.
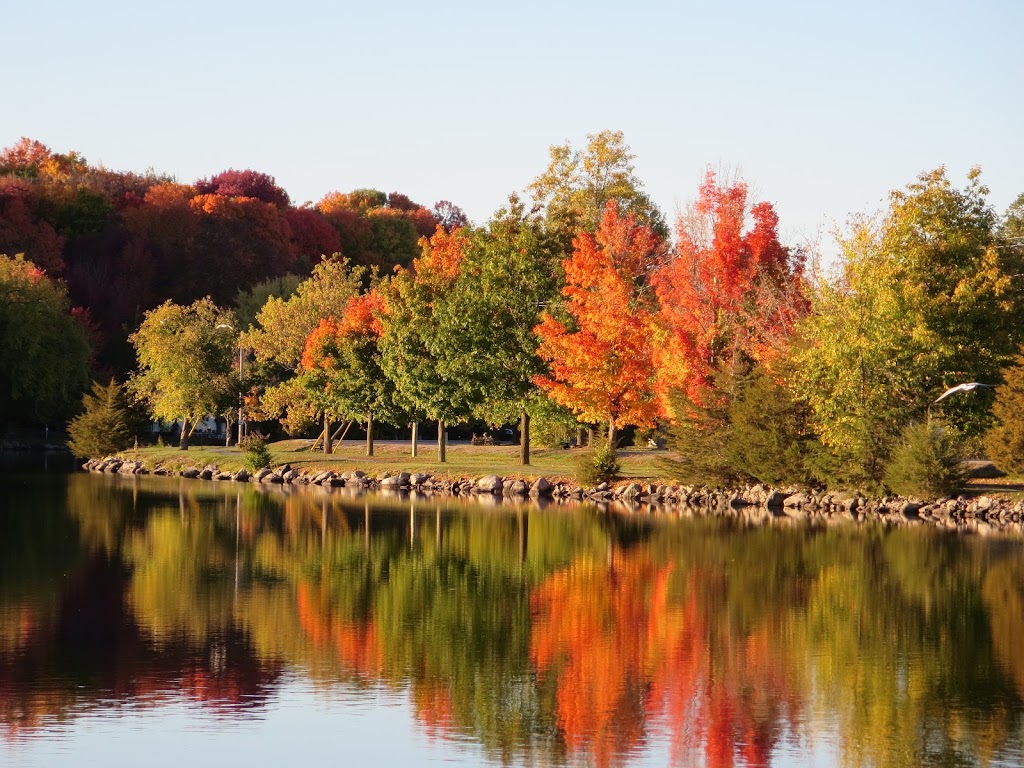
[81,456,1024,536]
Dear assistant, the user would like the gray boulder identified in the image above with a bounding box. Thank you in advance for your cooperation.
[477,475,503,493]
[530,477,553,497]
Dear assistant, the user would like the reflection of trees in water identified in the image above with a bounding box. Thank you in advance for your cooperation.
[3,476,1024,767]
[529,554,797,768]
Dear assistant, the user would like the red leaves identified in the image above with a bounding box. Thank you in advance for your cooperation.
[195,169,291,208]
[652,169,801,405]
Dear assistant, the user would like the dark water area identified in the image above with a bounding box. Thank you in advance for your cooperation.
[2,472,1024,767]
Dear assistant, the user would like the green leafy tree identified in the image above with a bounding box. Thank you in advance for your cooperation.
[793,168,1024,484]
[432,197,562,464]
[984,350,1024,475]
[66,379,133,458]
[719,364,825,486]
[128,298,238,450]
[528,130,666,247]
[378,228,474,462]
[243,256,364,436]
[233,274,302,330]
[0,253,90,427]
[243,255,363,371]
[299,291,400,457]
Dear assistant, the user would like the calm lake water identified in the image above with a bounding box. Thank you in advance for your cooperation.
[2,468,1024,767]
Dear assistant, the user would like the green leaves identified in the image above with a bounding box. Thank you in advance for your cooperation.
[794,168,1023,484]
[66,379,133,459]
[0,253,90,424]
[128,297,238,431]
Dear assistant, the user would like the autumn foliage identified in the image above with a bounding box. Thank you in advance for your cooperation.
[530,552,798,768]
[535,202,664,436]
[652,170,803,405]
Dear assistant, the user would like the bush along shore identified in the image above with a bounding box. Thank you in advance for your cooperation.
[82,457,1024,537]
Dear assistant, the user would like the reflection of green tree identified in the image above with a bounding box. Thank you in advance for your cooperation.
[250,500,617,760]
[124,509,238,645]
[796,527,1019,768]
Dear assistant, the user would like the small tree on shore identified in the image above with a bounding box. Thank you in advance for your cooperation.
[884,420,966,497]
[67,380,133,458]
[128,298,238,450]
[984,350,1024,475]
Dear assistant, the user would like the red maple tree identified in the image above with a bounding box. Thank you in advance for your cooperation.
[652,170,804,408]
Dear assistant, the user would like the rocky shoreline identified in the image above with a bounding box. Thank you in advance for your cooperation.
[83,457,1024,536]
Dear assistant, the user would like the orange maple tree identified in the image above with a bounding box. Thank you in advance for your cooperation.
[534,202,664,444]
[652,170,803,407]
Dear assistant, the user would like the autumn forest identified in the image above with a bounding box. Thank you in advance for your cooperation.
[3,131,1024,489]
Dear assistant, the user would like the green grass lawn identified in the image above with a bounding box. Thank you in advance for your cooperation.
[121,439,672,483]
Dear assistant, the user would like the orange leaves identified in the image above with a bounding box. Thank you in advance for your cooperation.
[339,290,385,337]
[412,225,468,288]
[535,202,664,429]
[300,287,386,372]
[530,553,796,768]
[300,317,341,371]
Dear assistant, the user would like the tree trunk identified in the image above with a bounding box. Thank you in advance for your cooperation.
[366,412,374,457]
[588,426,595,447]
[410,421,418,457]
[179,417,190,450]
[608,420,617,453]
[225,418,233,447]
[438,418,447,463]
[576,426,585,448]
[323,413,332,454]
[519,409,531,466]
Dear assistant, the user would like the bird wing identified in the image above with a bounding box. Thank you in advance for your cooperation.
[934,384,966,403]
[933,382,992,403]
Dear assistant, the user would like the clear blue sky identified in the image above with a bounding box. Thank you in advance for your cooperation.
[4,0,1021,251]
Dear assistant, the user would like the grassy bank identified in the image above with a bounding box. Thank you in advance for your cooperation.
[119,439,670,483]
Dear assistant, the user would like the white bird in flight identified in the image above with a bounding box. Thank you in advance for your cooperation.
[933,382,993,403]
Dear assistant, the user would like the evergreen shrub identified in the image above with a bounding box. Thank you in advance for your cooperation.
[984,351,1024,475]
[576,441,621,486]
[241,432,272,472]
[67,380,133,459]
[884,420,966,497]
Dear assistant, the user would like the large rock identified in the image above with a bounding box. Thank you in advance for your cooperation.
[530,477,553,497]
[619,483,642,500]
[381,472,410,489]
[181,467,201,479]
[477,475,503,493]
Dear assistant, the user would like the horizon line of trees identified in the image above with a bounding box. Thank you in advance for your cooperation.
[4,131,1024,491]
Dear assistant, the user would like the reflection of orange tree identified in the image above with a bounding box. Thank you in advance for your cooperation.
[296,582,382,678]
[530,551,797,768]
[297,580,458,737]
